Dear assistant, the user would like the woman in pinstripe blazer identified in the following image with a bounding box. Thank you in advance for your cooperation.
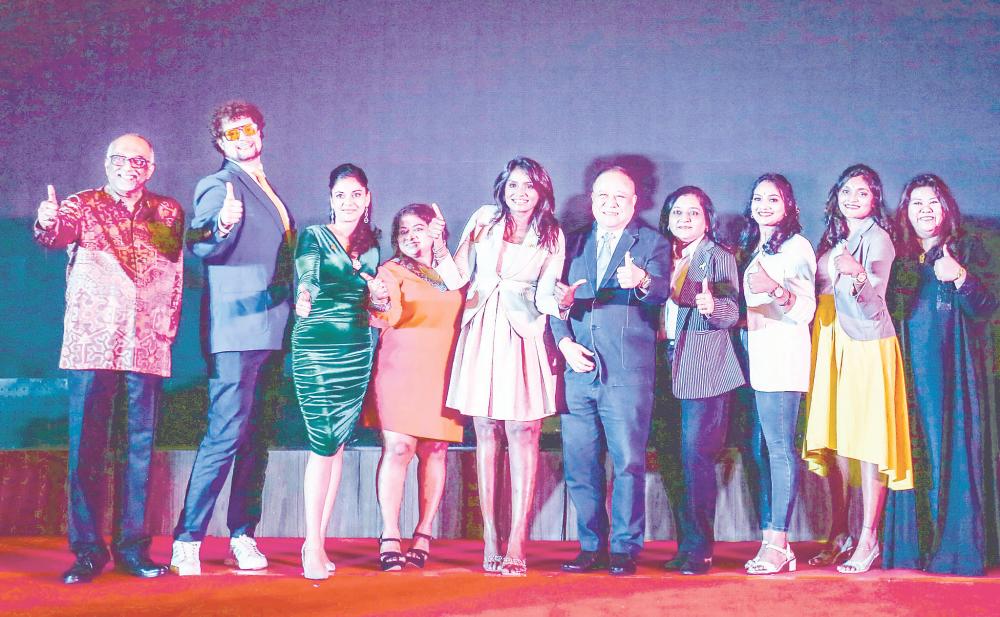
[658,186,746,575]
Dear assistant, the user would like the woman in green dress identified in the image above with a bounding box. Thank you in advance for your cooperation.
[293,163,385,580]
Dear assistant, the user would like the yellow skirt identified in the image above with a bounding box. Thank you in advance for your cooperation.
[802,295,913,490]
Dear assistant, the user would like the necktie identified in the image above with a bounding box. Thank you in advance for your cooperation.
[596,230,615,284]
[251,170,291,233]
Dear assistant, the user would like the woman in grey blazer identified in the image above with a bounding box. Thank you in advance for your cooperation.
[658,186,746,575]
[802,164,913,574]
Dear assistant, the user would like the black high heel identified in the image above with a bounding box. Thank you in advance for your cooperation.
[378,537,405,572]
[405,532,433,568]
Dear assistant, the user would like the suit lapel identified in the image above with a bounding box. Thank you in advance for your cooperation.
[225,161,285,234]
[581,224,599,288]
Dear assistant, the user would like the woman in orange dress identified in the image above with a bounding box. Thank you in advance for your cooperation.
[366,203,465,571]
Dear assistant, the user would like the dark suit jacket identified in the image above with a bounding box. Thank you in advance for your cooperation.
[550,219,672,387]
[669,237,746,399]
[187,160,296,353]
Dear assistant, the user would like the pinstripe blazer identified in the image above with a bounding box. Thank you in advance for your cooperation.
[669,238,746,399]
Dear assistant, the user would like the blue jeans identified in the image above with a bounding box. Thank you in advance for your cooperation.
[677,393,731,559]
[67,370,162,557]
[174,350,272,541]
[753,390,802,532]
[561,381,653,556]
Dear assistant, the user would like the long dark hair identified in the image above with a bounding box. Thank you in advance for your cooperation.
[328,163,380,255]
[389,203,448,258]
[658,185,719,244]
[736,173,802,266]
[893,173,962,259]
[488,156,561,252]
[817,163,892,256]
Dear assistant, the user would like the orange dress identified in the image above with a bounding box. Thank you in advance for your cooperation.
[364,258,465,442]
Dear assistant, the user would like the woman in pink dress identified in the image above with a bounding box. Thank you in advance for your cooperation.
[434,157,565,576]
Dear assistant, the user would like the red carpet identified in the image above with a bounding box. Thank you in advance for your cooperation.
[1,537,997,616]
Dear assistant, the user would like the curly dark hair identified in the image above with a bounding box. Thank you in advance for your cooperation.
[893,173,963,259]
[390,203,448,258]
[658,185,719,244]
[487,156,561,252]
[736,173,803,266]
[817,163,893,256]
[210,100,265,148]
[328,163,380,256]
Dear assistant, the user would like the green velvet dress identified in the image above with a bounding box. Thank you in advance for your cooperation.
[291,225,379,456]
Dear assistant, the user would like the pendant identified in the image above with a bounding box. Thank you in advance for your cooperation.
[351,256,362,273]
[919,253,925,264]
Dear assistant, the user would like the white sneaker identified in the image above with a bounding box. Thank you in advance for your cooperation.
[170,540,202,576]
[226,535,268,570]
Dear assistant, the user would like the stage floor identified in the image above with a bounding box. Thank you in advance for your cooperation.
[1,537,997,616]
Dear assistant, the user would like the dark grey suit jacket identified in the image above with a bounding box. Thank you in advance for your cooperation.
[550,219,671,388]
[187,160,295,353]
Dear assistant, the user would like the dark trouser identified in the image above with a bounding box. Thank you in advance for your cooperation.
[174,350,272,541]
[753,390,802,532]
[561,380,653,556]
[677,392,731,559]
[67,370,162,558]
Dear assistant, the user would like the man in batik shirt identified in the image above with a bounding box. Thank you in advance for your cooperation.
[34,133,184,584]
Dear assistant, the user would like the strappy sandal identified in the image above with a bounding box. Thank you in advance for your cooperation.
[837,544,880,574]
[744,540,766,570]
[499,556,527,577]
[746,542,796,575]
[405,532,433,569]
[483,553,503,573]
[378,537,406,572]
[808,533,854,566]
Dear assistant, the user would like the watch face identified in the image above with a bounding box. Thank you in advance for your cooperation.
[772,286,784,297]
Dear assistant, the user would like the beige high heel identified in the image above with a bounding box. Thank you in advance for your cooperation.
[808,533,854,566]
[302,545,330,580]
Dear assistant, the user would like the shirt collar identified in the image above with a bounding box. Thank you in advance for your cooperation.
[678,235,704,259]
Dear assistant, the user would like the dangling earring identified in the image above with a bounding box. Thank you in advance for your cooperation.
[364,208,369,224]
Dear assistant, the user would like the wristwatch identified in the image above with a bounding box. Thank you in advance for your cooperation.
[854,271,868,284]
[768,286,785,299]
[637,272,652,293]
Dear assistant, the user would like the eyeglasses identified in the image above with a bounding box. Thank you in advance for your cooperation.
[107,155,151,170]
[222,123,258,142]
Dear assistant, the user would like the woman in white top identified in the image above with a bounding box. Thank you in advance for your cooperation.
[737,173,817,574]
[433,157,565,576]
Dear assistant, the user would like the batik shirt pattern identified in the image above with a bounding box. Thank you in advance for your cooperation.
[34,188,184,377]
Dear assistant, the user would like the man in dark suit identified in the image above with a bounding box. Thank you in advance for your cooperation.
[551,166,671,575]
[171,101,295,576]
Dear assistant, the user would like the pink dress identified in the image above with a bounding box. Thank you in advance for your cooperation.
[439,206,565,421]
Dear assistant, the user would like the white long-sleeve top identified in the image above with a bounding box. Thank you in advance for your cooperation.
[743,233,817,392]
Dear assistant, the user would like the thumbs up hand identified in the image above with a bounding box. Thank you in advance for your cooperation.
[615,250,647,289]
[219,181,243,229]
[428,203,447,250]
[554,278,587,310]
[934,243,965,284]
[746,261,778,295]
[37,184,60,229]
[695,276,715,315]
[361,272,390,307]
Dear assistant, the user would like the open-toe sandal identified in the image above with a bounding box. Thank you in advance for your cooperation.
[405,532,433,569]
[378,537,406,572]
